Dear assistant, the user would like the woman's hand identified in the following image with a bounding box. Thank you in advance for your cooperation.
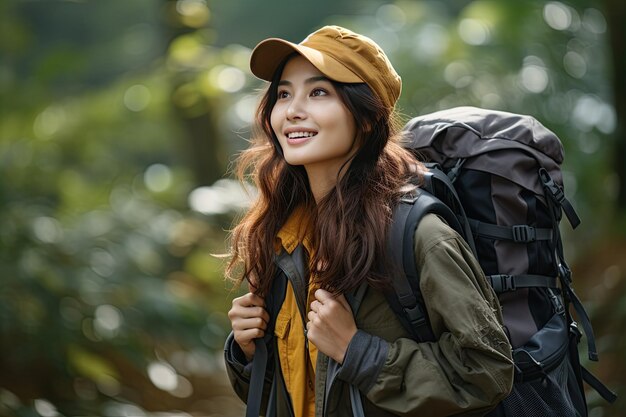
[307,289,357,364]
[228,292,270,362]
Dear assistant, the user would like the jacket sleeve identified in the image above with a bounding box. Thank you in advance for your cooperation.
[224,332,275,414]
[336,214,514,416]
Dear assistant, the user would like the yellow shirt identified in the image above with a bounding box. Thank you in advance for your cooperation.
[275,206,318,417]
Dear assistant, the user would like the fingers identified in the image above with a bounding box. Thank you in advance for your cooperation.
[229,292,270,361]
[314,288,332,303]
[237,292,266,308]
[228,292,270,336]
[313,289,351,313]
[233,327,266,345]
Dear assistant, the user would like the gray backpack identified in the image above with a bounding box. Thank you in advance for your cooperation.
[387,106,616,416]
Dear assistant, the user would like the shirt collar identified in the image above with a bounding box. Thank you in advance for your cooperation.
[276,205,314,255]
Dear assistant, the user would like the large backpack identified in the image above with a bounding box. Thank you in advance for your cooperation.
[388,106,616,416]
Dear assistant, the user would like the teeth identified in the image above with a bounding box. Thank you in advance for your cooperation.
[287,131,316,139]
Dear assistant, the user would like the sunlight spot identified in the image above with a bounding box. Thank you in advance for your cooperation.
[123,84,151,112]
[34,399,58,417]
[176,0,210,28]
[103,403,145,417]
[480,93,502,109]
[32,216,63,244]
[144,164,172,192]
[94,305,123,337]
[90,248,116,278]
[413,24,448,61]
[519,60,549,94]
[148,361,178,391]
[458,18,490,46]
[596,104,616,134]
[33,105,66,139]
[209,65,245,93]
[544,2,572,31]
[188,179,256,215]
[234,95,257,124]
[563,51,587,79]
[572,95,604,131]
[582,8,606,34]
[376,4,406,31]
[444,61,473,89]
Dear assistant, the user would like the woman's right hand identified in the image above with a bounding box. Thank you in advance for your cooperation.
[228,292,270,362]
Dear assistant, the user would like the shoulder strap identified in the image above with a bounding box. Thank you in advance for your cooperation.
[245,267,287,417]
[386,187,467,342]
[247,339,268,417]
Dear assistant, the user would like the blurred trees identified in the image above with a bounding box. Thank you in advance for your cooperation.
[0,0,624,416]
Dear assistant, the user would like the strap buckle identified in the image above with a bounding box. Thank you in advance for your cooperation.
[490,274,516,293]
[512,225,535,242]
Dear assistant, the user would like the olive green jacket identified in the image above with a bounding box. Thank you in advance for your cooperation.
[225,214,514,416]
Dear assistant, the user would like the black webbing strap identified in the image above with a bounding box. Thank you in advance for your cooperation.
[387,196,435,342]
[562,281,599,361]
[246,338,268,417]
[487,274,559,293]
[539,168,581,229]
[581,366,618,403]
[423,164,477,256]
[244,270,287,417]
[469,219,554,243]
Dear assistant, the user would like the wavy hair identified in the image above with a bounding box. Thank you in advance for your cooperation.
[227,58,424,296]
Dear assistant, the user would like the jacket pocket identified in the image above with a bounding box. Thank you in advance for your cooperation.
[274,312,292,388]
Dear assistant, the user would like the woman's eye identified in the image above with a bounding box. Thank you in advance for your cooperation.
[277,90,290,99]
[311,88,327,97]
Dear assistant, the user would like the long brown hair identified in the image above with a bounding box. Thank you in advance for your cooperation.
[227,57,424,296]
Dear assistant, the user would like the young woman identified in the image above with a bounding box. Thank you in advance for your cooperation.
[225,25,514,417]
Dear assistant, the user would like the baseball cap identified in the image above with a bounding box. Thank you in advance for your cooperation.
[249,25,401,110]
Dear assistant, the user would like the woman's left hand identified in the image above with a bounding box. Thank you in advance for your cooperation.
[307,289,357,364]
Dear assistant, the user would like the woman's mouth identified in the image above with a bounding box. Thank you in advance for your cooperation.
[286,131,318,145]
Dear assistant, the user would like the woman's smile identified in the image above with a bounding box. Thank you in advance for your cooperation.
[284,128,318,145]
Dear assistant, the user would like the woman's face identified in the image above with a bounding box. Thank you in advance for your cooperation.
[270,55,358,177]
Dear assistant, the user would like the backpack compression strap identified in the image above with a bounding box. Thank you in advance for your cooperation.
[467,217,560,293]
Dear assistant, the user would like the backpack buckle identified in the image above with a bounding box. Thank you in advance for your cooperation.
[490,274,516,293]
[512,225,535,242]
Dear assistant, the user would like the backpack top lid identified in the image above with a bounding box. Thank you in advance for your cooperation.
[404,106,565,196]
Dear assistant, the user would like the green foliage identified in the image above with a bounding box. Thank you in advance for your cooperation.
[0,0,623,416]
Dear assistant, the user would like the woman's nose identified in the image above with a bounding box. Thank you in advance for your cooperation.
[286,97,306,120]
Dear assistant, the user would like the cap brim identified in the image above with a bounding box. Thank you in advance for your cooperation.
[250,38,363,84]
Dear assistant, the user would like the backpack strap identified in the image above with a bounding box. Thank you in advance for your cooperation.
[422,163,477,256]
[247,339,268,417]
[581,366,618,403]
[245,267,288,417]
[539,168,581,229]
[487,274,559,293]
[468,219,554,243]
[387,187,467,342]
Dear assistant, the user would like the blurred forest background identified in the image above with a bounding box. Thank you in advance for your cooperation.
[0,0,624,416]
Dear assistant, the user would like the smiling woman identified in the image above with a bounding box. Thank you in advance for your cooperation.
[223,25,514,417]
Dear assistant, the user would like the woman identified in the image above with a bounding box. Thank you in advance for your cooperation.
[224,25,513,417]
